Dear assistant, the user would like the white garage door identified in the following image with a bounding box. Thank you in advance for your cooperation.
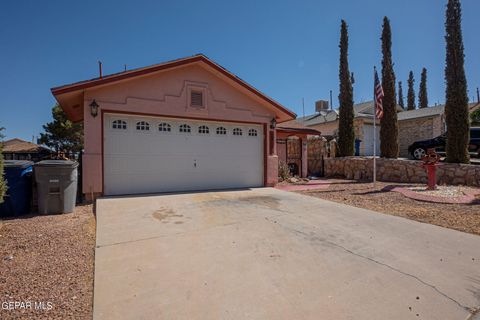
[362,125,380,156]
[103,114,264,195]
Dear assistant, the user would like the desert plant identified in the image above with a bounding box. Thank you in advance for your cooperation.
[278,161,292,181]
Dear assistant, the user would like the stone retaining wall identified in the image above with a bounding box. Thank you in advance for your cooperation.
[324,157,480,187]
[307,137,327,176]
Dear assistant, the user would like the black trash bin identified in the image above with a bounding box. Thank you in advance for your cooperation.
[0,160,33,216]
[34,160,78,214]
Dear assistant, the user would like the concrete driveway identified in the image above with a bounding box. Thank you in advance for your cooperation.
[94,188,480,320]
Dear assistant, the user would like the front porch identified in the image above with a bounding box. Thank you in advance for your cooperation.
[275,127,322,178]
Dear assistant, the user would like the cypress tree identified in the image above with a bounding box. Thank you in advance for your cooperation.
[337,20,355,157]
[407,71,416,110]
[380,17,399,158]
[418,68,429,108]
[445,0,469,163]
[398,81,405,109]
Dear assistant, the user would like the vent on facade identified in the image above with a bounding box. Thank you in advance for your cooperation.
[191,91,204,107]
[315,100,329,112]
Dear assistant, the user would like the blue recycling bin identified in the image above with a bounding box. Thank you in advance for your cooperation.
[0,160,33,216]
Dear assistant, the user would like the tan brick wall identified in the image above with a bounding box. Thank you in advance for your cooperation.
[398,117,435,158]
[432,115,445,137]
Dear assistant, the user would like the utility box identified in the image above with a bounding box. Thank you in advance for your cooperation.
[34,160,78,214]
[0,160,33,216]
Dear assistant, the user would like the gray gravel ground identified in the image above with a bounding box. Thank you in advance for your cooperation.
[0,204,95,319]
[301,180,480,235]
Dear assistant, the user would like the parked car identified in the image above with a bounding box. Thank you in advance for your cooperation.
[408,127,480,160]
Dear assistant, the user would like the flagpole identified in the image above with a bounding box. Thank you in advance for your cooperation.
[373,67,377,187]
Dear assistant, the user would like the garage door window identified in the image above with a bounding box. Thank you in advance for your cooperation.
[112,120,127,130]
[158,123,171,132]
[216,127,227,135]
[248,129,258,137]
[233,128,243,136]
[198,125,209,134]
[179,124,191,133]
[136,121,150,131]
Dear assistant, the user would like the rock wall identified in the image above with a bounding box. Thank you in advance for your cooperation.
[307,137,327,176]
[324,157,480,187]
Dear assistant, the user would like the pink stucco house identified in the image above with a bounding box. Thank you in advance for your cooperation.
[52,55,319,199]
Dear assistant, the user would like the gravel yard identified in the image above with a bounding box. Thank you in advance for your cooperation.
[407,185,468,197]
[299,180,480,235]
[0,204,95,320]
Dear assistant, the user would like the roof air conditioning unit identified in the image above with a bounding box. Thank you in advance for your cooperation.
[315,100,329,112]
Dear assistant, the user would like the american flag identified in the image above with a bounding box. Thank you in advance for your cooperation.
[374,69,384,119]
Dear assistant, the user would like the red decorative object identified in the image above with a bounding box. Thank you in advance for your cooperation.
[421,148,441,190]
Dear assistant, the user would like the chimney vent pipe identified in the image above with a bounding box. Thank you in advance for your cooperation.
[98,61,103,78]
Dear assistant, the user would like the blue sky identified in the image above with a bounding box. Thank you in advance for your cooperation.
[1,0,479,141]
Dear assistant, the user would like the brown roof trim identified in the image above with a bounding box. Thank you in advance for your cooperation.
[277,127,322,135]
[51,54,296,119]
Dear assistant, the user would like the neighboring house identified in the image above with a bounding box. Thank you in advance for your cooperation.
[2,138,51,162]
[51,54,317,199]
[282,101,403,156]
[285,101,480,158]
[398,102,479,157]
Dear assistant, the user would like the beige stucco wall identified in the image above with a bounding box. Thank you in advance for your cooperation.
[309,120,339,136]
[309,119,365,139]
[82,64,280,194]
